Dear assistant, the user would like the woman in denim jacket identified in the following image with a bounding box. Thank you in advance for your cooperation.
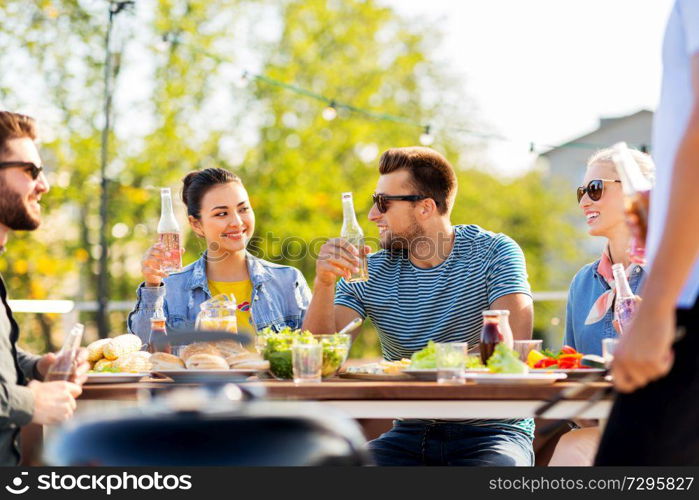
[562,148,655,356]
[127,168,311,342]
[550,147,655,466]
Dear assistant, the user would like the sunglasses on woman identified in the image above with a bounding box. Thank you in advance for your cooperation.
[576,179,621,203]
[372,193,432,213]
[0,161,44,180]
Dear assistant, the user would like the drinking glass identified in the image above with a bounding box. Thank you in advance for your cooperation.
[602,338,620,366]
[292,343,322,384]
[436,342,468,384]
[512,340,543,361]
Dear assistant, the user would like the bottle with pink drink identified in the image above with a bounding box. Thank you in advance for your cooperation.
[158,188,182,274]
[612,142,652,265]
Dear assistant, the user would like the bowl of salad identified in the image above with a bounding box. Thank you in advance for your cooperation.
[260,328,351,379]
[316,333,352,378]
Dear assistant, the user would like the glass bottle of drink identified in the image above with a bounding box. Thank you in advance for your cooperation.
[46,323,85,381]
[341,192,369,282]
[158,187,182,274]
[612,142,652,265]
[148,303,170,353]
[480,311,504,364]
[612,263,636,334]
[495,310,514,348]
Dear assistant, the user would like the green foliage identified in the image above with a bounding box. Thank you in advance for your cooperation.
[0,0,585,356]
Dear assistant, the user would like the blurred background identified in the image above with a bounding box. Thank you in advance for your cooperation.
[0,0,673,357]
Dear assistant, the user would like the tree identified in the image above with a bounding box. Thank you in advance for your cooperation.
[0,0,585,355]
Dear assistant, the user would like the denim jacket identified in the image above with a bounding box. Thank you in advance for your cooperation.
[563,259,645,356]
[127,252,312,343]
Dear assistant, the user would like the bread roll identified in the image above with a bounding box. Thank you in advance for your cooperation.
[150,352,185,371]
[230,359,270,371]
[212,339,244,357]
[225,351,259,367]
[180,342,220,362]
[185,353,229,370]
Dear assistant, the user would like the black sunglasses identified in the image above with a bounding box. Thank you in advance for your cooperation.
[0,161,44,180]
[576,179,621,203]
[372,193,432,213]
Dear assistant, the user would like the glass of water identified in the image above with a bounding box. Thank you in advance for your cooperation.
[292,342,322,384]
[602,338,620,366]
[436,342,468,384]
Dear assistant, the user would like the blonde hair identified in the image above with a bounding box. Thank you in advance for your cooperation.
[586,147,655,185]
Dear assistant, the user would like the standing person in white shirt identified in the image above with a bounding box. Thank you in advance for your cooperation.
[595,0,699,465]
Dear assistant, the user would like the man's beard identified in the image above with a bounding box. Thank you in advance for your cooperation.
[380,216,425,253]
[0,177,41,231]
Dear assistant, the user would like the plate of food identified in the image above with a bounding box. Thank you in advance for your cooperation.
[152,369,261,383]
[150,345,269,382]
[526,345,589,370]
[403,368,489,381]
[400,341,488,381]
[340,359,413,381]
[85,372,149,384]
[530,368,606,380]
[464,372,567,385]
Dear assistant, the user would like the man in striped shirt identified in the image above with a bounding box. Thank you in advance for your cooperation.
[303,147,535,466]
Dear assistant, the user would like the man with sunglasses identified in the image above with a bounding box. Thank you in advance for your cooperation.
[595,0,699,465]
[0,110,88,465]
[303,146,535,466]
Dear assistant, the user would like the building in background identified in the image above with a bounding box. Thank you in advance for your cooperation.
[542,109,653,190]
[541,109,653,258]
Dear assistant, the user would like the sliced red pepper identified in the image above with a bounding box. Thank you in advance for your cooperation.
[560,345,578,355]
[558,353,584,360]
[558,357,582,369]
[534,358,558,369]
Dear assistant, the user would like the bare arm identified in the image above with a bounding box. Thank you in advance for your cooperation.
[491,293,534,342]
[302,281,361,335]
[639,54,699,313]
[302,238,366,336]
[613,53,699,393]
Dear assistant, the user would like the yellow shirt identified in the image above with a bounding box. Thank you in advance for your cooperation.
[207,279,254,332]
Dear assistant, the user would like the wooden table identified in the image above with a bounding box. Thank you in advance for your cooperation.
[77,378,613,420]
[21,379,610,465]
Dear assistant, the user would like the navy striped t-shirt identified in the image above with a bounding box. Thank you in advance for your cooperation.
[335,224,534,437]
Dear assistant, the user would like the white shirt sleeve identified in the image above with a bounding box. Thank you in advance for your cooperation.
[679,0,699,54]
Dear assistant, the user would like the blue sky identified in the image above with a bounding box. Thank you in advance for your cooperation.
[383,0,675,174]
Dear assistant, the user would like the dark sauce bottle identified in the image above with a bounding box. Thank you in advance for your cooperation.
[479,311,504,364]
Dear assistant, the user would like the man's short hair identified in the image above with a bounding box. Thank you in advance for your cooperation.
[378,147,457,215]
[0,111,37,158]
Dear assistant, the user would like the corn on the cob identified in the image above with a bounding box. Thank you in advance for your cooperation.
[103,334,142,360]
[86,338,111,362]
[114,351,152,373]
[93,358,116,372]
